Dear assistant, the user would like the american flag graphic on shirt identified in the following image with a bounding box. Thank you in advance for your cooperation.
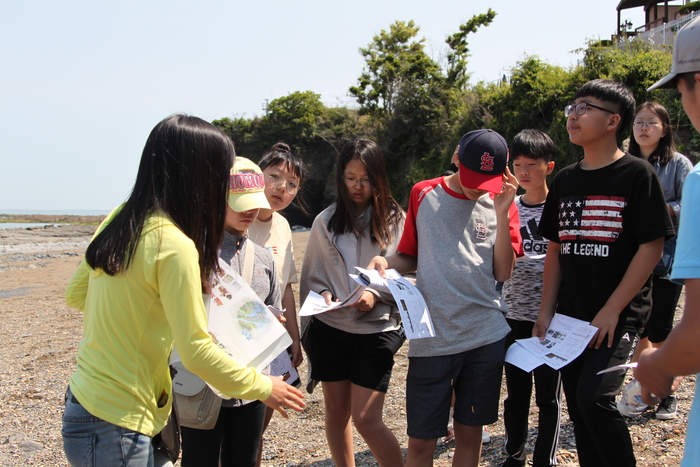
[558,195,626,242]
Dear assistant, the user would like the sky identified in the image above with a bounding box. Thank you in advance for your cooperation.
[0,1,648,212]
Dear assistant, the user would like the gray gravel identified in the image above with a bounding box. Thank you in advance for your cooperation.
[0,228,692,466]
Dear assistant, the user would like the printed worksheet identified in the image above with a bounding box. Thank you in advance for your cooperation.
[298,286,367,317]
[505,313,598,371]
[269,350,300,387]
[351,267,435,340]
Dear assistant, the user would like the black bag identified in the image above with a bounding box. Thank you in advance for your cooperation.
[152,366,181,464]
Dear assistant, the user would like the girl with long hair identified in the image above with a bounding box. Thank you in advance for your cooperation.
[629,102,693,419]
[300,139,405,467]
[248,142,308,466]
[251,142,308,367]
[61,115,304,467]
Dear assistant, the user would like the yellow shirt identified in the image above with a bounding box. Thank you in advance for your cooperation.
[66,210,272,436]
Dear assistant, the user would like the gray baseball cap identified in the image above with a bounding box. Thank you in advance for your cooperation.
[648,15,700,91]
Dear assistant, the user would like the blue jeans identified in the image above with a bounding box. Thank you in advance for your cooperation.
[62,387,154,467]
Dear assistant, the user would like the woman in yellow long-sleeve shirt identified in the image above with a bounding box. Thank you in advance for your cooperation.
[61,114,304,467]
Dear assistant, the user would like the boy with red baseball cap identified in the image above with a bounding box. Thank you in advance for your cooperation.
[369,129,523,466]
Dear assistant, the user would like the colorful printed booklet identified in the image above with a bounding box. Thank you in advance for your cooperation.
[171,258,292,397]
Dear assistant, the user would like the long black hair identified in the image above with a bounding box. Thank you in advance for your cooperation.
[328,139,403,248]
[257,142,309,215]
[628,102,677,166]
[86,114,234,290]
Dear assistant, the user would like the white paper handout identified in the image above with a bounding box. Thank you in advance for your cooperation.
[517,251,546,261]
[172,258,292,397]
[351,267,435,340]
[298,286,367,317]
[267,305,285,318]
[270,351,300,387]
[597,362,637,375]
[505,313,598,371]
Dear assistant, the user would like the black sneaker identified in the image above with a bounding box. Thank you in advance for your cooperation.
[655,395,678,420]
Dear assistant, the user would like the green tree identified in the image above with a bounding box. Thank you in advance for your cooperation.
[349,20,442,118]
[444,9,497,88]
[576,39,673,109]
[473,57,571,137]
[212,116,254,155]
[350,14,497,199]
[258,90,325,147]
[471,57,580,167]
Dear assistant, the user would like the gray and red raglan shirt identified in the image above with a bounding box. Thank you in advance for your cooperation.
[398,176,523,358]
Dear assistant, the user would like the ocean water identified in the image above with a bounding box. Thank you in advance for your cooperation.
[0,209,110,216]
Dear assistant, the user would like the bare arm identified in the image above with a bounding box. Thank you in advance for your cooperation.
[492,168,518,282]
[588,237,664,349]
[635,279,700,402]
[366,252,418,278]
[281,283,302,367]
[492,209,516,282]
[533,241,561,339]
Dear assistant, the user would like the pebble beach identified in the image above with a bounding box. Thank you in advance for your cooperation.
[0,216,693,466]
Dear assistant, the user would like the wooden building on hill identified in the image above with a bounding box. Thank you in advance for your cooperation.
[616,0,699,45]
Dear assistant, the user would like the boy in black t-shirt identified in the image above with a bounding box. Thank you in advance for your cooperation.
[534,79,673,467]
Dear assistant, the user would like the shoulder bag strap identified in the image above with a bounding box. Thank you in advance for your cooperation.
[242,238,255,286]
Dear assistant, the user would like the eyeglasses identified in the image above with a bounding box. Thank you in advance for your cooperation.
[343,175,371,188]
[633,121,661,129]
[264,171,299,195]
[564,102,616,118]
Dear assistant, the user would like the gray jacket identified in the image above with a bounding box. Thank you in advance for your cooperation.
[652,152,693,219]
[300,204,404,334]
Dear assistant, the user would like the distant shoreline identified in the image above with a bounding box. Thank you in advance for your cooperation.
[0,209,111,216]
[0,213,106,226]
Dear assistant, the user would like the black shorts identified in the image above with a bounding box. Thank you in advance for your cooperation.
[406,337,506,439]
[308,318,405,392]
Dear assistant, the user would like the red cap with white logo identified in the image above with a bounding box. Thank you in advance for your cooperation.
[457,129,509,193]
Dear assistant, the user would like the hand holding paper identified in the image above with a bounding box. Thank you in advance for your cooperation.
[505,314,598,371]
[352,267,435,340]
[347,290,377,311]
[298,286,366,317]
[172,259,293,398]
